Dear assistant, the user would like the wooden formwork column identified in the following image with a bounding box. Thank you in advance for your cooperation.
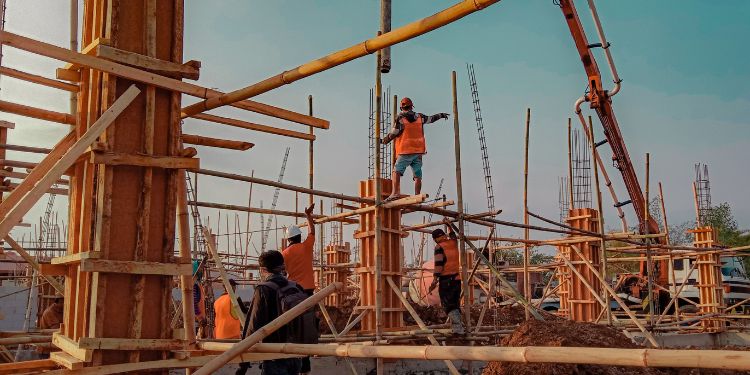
[59,0,185,368]
[355,178,404,332]
[555,259,571,318]
[690,226,724,332]
[324,242,351,306]
[559,208,602,322]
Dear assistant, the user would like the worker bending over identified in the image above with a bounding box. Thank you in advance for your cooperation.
[282,203,316,374]
[381,97,449,201]
[429,223,465,334]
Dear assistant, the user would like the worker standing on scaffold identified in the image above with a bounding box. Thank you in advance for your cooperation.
[381,97,449,201]
[429,222,465,335]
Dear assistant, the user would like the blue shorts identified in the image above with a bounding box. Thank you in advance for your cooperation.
[394,154,423,179]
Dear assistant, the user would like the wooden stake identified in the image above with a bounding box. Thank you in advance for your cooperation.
[658,182,680,322]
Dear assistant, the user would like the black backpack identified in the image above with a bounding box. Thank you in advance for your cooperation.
[260,280,319,344]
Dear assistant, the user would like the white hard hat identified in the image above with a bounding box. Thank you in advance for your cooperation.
[286,225,302,239]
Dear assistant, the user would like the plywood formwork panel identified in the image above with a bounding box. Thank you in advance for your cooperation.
[690,226,725,332]
[356,179,404,332]
[558,208,602,322]
[60,0,186,368]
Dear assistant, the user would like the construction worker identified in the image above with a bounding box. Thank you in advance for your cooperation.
[37,294,64,358]
[193,260,207,338]
[281,202,315,374]
[381,97,449,201]
[213,279,242,339]
[428,223,465,334]
[238,250,302,375]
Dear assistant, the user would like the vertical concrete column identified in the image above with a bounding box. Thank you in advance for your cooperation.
[561,208,603,322]
[355,178,404,331]
[691,226,725,332]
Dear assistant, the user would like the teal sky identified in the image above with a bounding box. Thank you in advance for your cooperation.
[3,1,749,248]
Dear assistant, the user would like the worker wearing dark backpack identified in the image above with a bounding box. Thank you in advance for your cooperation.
[237,250,317,375]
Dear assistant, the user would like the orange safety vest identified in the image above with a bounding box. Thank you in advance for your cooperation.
[395,115,426,155]
[195,284,206,322]
[437,238,461,278]
[214,294,241,339]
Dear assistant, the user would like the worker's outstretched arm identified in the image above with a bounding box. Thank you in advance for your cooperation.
[423,113,450,125]
[305,203,316,236]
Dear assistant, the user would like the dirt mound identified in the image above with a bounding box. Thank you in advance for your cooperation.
[482,319,750,375]
[482,319,665,375]
[404,304,446,326]
[319,297,358,334]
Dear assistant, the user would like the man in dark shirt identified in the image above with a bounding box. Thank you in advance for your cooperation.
[237,250,301,375]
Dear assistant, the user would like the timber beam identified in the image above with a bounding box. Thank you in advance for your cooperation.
[182,134,253,151]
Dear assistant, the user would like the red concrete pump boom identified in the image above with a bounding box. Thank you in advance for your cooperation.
[556,0,667,286]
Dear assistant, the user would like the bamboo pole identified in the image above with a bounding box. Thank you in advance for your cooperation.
[523,107,531,320]
[176,169,196,347]
[644,153,655,326]
[203,228,246,327]
[451,71,472,334]
[658,182,679,322]
[0,100,75,125]
[181,0,502,117]
[195,342,750,371]
[0,66,78,92]
[586,116,611,325]
[0,143,52,154]
[567,118,574,210]
[386,277,460,375]
[193,282,344,375]
[373,41,385,375]
[308,95,314,205]
[569,244,659,347]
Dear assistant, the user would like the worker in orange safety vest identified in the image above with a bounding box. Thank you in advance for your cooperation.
[213,279,245,339]
[381,97,449,201]
[428,223,465,335]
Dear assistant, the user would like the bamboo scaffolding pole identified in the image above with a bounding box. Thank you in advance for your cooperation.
[586,115,612,325]
[308,95,314,205]
[569,244,659,347]
[644,153,655,326]
[523,107,531,320]
[658,181,680,323]
[386,276,460,375]
[302,194,426,226]
[202,342,750,371]
[0,143,52,154]
[451,71,472,340]
[193,282,343,375]
[373,43,385,375]
[0,66,78,92]
[181,0,502,117]
[188,201,356,224]
[0,100,75,125]
[176,169,196,347]
[655,259,699,325]
[401,210,499,231]
[567,118,574,210]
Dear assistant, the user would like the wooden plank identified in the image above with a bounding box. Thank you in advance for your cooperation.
[79,259,192,276]
[39,263,67,276]
[90,151,199,169]
[77,337,185,350]
[55,68,80,82]
[0,31,328,129]
[0,169,67,184]
[0,143,53,154]
[51,333,92,362]
[182,133,253,151]
[5,182,68,196]
[62,37,108,70]
[0,66,78,92]
[0,85,140,240]
[203,228,246,326]
[0,121,14,129]
[0,359,57,373]
[50,351,85,370]
[51,251,101,265]
[0,100,75,125]
[193,113,315,141]
[4,236,65,293]
[96,44,199,80]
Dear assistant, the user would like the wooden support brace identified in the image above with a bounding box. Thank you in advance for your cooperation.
[50,351,85,370]
[51,333,93,362]
[79,259,192,276]
[55,68,80,82]
[182,133,253,151]
[77,337,185,350]
[96,44,200,80]
[4,236,65,293]
[0,66,78,92]
[90,151,199,169]
[51,251,101,265]
[192,113,315,141]
[202,227,246,326]
[0,85,140,239]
